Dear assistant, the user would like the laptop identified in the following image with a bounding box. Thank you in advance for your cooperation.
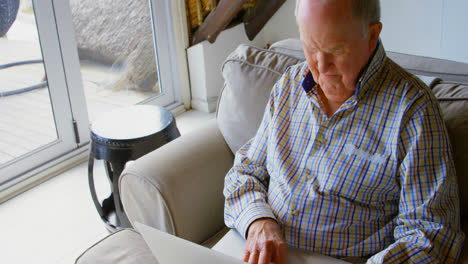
[135,222,350,264]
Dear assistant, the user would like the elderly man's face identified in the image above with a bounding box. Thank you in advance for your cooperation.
[298,0,381,105]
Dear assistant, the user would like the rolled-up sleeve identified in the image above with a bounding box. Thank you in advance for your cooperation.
[367,96,465,263]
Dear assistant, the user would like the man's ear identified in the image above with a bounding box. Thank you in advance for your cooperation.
[368,22,382,51]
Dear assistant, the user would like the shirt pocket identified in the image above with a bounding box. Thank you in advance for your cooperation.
[321,143,395,204]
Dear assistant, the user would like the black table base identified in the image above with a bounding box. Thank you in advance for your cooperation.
[88,105,180,232]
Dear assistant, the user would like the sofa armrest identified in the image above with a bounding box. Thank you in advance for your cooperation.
[119,119,234,244]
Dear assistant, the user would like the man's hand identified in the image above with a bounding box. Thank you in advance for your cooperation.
[243,218,287,264]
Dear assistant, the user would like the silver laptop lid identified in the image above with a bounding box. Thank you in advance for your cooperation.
[135,222,245,264]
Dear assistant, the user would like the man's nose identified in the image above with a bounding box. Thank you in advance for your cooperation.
[317,51,332,73]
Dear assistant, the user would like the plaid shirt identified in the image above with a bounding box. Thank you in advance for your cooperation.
[223,42,464,263]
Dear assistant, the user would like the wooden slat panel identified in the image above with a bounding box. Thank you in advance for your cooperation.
[0,96,57,138]
[0,130,38,158]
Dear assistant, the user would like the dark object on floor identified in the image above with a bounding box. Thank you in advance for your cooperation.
[88,105,181,232]
[0,0,20,37]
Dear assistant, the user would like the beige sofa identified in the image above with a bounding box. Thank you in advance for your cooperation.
[76,39,468,263]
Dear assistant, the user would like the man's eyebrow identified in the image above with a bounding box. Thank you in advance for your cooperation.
[300,39,317,51]
[301,38,346,53]
[304,44,317,51]
[328,45,345,52]
[308,44,345,53]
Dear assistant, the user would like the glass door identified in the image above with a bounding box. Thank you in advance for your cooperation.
[69,0,178,123]
[0,0,88,188]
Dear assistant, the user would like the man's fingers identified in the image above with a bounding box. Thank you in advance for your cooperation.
[243,250,250,262]
[248,250,260,264]
[243,219,287,263]
[274,243,287,264]
[258,247,273,264]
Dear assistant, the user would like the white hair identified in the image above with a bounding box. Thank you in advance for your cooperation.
[295,0,381,35]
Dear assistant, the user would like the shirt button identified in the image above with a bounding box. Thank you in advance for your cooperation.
[306,175,313,180]
[316,135,325,144]
[291,209,299,216]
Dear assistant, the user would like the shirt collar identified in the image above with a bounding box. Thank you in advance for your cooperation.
[301,39,386,100]
[302,69,316,93]
[354,39,386,99]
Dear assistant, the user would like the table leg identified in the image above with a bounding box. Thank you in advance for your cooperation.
[107,160,131,228]
[88,144,112,227]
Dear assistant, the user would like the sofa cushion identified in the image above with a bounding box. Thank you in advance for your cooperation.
[75,229,157,264]
[217,44,304,153]
[431,80,468,216]
[268,38,306,60]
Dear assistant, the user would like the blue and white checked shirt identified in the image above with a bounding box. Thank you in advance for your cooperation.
[223,42,464,263]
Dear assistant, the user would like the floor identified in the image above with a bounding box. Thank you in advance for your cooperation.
[0,110,215,264]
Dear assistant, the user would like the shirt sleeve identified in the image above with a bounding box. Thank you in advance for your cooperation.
[223,78,281,239]
[367,95,465,263]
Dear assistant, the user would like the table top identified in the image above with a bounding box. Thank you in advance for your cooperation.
[91,105,174,140]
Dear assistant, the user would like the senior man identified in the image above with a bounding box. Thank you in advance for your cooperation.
[223,0,464,263]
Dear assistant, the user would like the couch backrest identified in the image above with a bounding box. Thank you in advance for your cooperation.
[217,44,303,153]
[217,38,468,216]
[386,51,468,83]
[431,80,468,216]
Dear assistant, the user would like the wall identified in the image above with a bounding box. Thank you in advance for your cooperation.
[187,0,299,112]
[254,0,299,47]
[187,25,255,112]
[381,0,468,64]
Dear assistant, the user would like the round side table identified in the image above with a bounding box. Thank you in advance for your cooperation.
[88,105,180,232]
